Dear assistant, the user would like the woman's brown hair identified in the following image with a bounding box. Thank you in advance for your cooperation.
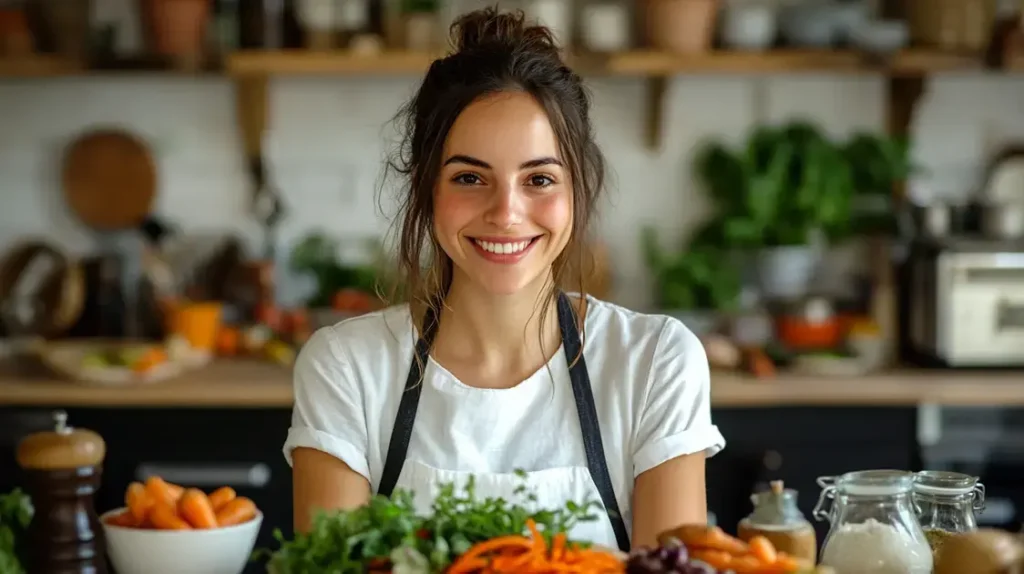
[383,6,607,349]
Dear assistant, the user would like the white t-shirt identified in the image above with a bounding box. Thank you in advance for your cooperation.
[284,295,726,537]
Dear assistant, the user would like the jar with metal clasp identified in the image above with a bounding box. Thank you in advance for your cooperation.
[813,470,933,574]
[913,470,986,554]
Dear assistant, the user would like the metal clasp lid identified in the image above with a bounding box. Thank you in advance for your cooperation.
[812,475,837,522]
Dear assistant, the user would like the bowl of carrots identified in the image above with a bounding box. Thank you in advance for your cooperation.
[101,476,262,574]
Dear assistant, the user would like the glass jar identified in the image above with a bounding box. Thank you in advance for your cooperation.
[913,470,985,552]
[813,470,933,574]
[737,480,817,563]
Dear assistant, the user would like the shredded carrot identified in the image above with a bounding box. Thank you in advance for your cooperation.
[446,519,625,574]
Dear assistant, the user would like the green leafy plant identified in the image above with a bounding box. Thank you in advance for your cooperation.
[642,227,741,311]
[842,132,917,235]
[401,0,439,13]
[258,474,600,574]
[0,488,33,574]
[289,233,382,308]
[691,121,855,248]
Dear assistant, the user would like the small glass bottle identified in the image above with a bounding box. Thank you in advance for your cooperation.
[814,470,933,574]
[737,480,817,563]
[913,470,985,553]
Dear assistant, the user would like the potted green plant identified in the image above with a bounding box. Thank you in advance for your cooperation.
[289,232,381,309]
[691,121,854,299]
[641,227,741,336]
[842,131,915,236]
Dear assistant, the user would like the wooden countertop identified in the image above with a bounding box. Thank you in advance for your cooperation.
[1,361,1024,408]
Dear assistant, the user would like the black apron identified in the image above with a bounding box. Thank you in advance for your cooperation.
[376,292,631,552]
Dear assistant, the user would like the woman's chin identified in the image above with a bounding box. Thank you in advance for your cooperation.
[465,270,548,297]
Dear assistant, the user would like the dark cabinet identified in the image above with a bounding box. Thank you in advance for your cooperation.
[707,407,919,545]
[2,404,920,570]
[1,407,293,574]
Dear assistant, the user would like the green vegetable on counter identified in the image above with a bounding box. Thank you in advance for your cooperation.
[259,473,601,574]
[0,489,33,574]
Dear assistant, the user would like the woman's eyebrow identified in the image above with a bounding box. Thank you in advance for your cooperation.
[442,155,563,169]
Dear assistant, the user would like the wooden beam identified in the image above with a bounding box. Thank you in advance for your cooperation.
[644,76,668,151]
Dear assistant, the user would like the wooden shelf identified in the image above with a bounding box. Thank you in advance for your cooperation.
[224,48,986,77]
[226,49,443,76]
[0,55,81,77]
[604,49,982,76]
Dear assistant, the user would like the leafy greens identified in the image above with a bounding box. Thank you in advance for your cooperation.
[0,488,33,574]
[261,473,602,574]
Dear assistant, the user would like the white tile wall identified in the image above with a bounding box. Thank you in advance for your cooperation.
[0,72,1021,309]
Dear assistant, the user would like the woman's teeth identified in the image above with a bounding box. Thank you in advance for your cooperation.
[474,239,532,254]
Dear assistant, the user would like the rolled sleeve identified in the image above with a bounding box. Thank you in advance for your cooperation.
[283,326,371,481]
[633,318,726,477]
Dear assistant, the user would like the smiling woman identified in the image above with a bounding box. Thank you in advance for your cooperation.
[285,6,725,553]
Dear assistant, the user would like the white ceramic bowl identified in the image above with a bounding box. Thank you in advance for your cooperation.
[101,508,263,574]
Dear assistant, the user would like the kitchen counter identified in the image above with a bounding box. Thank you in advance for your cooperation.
[1,360,1023,407]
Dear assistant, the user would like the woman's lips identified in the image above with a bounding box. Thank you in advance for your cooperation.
[469,236,540,264]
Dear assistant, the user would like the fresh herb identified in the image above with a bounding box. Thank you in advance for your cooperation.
[260,475,601,574]
[0,489,33,574]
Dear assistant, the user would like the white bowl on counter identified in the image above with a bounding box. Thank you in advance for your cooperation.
[101,508,263,574]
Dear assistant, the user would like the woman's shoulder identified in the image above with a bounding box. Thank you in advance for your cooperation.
[580,295,702,357]
[297,303,414,370]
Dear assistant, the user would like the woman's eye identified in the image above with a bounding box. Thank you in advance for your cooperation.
[528,174,555,187]
[452,173,482,185]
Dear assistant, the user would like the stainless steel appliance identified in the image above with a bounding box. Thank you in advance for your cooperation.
[906,238,1024,366]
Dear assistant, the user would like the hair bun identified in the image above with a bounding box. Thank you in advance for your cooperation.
[450,7,559,56]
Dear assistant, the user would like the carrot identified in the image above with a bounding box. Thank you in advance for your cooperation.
[446,518,624,574]
[125,482,153,522]
[748,535,778,564]
[215,496,257,527]
[105,510,140,527]
[144,476,181,507]
[178,488,218,529]
[660,524,750,555]
[148,503,191,530]
[691,549,734,570]
[207,486,236,510]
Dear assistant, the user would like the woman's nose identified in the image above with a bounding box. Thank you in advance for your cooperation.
[483,183,524,229]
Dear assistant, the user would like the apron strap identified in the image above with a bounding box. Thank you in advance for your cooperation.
[556,293,631,553]
[377,303,439,498]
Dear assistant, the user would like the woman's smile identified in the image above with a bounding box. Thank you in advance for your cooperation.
[468,235,542,264]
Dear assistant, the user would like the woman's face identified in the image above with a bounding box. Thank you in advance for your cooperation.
[433,91,573,296]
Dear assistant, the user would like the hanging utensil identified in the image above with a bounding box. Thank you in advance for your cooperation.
[61,128,160,338]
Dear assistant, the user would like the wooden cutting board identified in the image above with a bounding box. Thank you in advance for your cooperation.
[61,129,157,231]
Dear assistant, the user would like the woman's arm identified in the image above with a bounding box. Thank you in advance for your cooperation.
[630,317,724,548]
[292,447,371,532]
[285,327,374,532]
[631,452,707,547]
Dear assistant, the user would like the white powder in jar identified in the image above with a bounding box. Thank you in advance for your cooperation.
[820,518,933,574]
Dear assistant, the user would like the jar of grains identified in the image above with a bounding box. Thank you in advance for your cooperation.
[913,470,986,555]
[813,470,933,574]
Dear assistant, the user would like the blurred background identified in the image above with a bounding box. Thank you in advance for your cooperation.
[0,0,1023,568]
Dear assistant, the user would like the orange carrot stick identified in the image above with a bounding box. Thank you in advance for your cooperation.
[178,488,218,529]
[149,503,191,530]
[207,486,236,510]
[214,496,258,527]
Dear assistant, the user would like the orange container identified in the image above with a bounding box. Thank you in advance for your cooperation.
[166,301,223,352]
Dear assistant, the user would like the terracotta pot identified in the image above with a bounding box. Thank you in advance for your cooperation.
[645,0,719,53]
[147,0,210,69]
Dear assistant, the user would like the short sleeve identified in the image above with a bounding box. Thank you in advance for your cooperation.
[282,326,371,481]
[632,318,726,477]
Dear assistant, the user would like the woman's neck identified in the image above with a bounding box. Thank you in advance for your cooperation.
[431,272,561,388]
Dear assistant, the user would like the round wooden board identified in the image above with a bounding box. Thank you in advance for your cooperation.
[61,129,157,231]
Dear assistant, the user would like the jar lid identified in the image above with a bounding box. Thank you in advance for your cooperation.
[913,470,978,495]
[16,410,106,470]
[837,469,914,496]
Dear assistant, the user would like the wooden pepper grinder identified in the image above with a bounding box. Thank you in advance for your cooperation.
[16,410,107,574]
